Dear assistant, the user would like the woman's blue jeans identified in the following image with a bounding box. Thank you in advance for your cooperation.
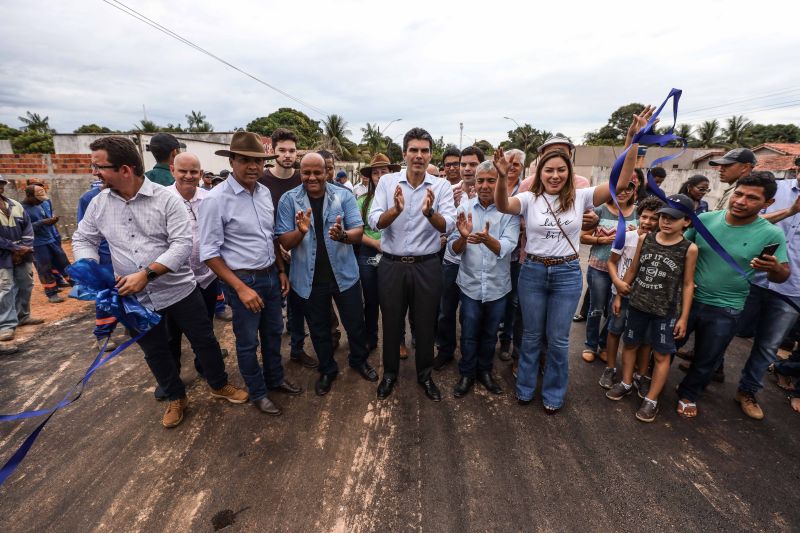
[517,258,583,408]
[585,266,611,353]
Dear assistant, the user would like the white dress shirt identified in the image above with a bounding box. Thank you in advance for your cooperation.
[165,184,216,289]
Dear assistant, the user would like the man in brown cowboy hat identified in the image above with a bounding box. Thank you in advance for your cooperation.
[199,131,301,416]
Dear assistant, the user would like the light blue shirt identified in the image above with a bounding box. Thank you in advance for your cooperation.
[198,176,276,271]
[448,197,520,303]
[275,183,363,299]
[758,179,800,297]
[368,170,456,256]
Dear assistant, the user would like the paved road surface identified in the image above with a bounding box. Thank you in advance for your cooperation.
[0,310,798,532]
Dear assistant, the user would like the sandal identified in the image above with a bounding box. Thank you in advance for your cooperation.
[598,350,608,363]
[677,399,698,418]
[775,373,794,392]
[582,350,596,363]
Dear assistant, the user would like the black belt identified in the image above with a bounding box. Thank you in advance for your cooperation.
[232,264,276,276]
[527,254,579,266]
[382,252,438,264]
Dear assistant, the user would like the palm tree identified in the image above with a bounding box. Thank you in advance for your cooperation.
[695,120,722,148]
[186,110,213,132]
[360,123,386,156]
[722,115,752,147]
[133,119,160,132]
[318,114,357,160]
[18,111,53,133]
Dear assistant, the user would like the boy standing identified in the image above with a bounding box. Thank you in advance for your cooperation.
[606,194,699,423]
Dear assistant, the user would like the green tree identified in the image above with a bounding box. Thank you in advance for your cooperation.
[162,123,185,133]
[12,130,54,153]
[18,111,54,133]
[722,115,752,147]
[186,110,213,132]
[695,120,722,148]
[500,125,551,165]
[748,123,800,145]
[246,108,322,148]
[475,139,494,155]
[430,138,454,165]
[584,103,646,146]
[74,124,113,134]
[383,136,403,163]
[360,123,386,156]
[134,119,160,132]
[0,123,21,140]
[318,114,357,161]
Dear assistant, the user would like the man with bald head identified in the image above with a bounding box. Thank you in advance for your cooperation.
[277,153,376,395]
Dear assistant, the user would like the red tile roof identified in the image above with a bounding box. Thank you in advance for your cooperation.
[756,155,798,171]
[753,143,800,156]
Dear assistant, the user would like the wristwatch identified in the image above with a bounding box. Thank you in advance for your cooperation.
[144,267,159,282]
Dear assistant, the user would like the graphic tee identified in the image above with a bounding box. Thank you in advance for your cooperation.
[629,233,691,318]
[517,187,596,257]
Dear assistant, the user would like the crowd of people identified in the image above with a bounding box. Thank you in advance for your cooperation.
[1,107,799,429]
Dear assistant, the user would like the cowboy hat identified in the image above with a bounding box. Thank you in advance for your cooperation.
[360,153,400,178]
[215,131,277,159]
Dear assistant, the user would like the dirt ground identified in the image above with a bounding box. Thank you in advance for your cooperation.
[0,250,799,531]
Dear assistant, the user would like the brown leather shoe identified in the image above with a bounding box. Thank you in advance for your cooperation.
[399,344,409,359]
[211,383,249,404]
[735,390,764,420]
[162,398,188,428]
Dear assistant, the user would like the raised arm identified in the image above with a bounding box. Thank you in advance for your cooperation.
[493,148,522,215]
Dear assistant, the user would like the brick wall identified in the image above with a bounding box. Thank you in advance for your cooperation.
[0,154,49,174]
[51,154,92,174]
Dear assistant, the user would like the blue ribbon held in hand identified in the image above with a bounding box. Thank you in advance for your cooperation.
[0,259,161,487]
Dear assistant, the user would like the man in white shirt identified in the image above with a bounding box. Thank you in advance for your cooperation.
[368,128,457,400]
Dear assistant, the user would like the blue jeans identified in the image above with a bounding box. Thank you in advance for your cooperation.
[459,294,507,376]
[299,281,369,376]
[0,262,33,331]
[357,247,380,348]
[500,261,521,343]
[585,266,611,353]
[516,258,583,408]
[435,259,461,358]
[677,301,742,402]
[738,285,800,395]
[222,270,284,401]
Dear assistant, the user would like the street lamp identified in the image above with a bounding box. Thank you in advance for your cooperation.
[504,116,530,178]
[381,118,402,134]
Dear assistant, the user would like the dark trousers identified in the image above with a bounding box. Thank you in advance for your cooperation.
[297,281,369,376]
[357,248,380,348]
[676,301,742,402]
[285,261,307,354]
[500,261,521,343]
[32,242,70,297]
[136,287,228,401]
[166,279,220,376]
[379,256,442,381]
[435,259,461,358]
[459,293,506,376]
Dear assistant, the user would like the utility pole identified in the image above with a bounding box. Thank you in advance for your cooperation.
[142,104,148,122]
[459,122,463,150]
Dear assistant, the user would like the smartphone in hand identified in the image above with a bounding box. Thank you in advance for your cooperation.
[758,243,779,260]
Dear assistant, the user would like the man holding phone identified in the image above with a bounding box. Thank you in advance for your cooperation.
[675,173,789,419]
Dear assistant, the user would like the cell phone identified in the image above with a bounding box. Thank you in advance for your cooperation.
[758,243,779,260]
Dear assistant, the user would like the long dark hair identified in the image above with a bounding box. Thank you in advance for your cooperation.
[360,171,379,221]
[678,174,710,196]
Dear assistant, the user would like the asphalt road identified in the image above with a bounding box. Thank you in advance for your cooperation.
[0,309,798,532]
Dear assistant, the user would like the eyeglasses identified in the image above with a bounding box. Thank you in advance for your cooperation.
[90,163,118,172]
[694,186,710,193]
[444,162,460,168]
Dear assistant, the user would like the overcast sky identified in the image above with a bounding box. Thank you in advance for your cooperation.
[2,0,799,148]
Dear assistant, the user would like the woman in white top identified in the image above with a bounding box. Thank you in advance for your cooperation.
[494,142,638,413]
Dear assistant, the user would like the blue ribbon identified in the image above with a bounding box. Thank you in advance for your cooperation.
[0,259,161,487]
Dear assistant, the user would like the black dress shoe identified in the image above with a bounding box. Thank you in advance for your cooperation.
[433,353,454,371]
[353,362,378,382]
[517,397,532,406]
[453,376,475,398]
[270,380,303,395]
[290,351,319,369]
[477,372,503,395]
[419,378,442,401]
[253,397,282,416]
[377,376,396,399]
[315,373,336,396]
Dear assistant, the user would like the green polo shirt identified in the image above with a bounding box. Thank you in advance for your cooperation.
[145,163,175,186]
[357,195,381,241]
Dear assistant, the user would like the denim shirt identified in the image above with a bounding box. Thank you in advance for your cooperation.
[448,197,520,303]
[276,184,363,299]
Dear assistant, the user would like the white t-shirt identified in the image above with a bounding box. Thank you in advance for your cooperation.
[610,229,640,295]
[517,187,596,257]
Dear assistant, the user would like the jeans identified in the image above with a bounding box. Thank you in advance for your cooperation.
[285,261,307,354]
[676,301,742,402]
[222,270,284,401]
[0,262,33,331]
[738,285,800,395]
[585,266,611,353]
[357,247,380,348]
[136,287,229,401]
[299,281,369,376]
[516,259,583,408]
[435,259,461,358]
[500,262,521,343]
[459,294,507,376]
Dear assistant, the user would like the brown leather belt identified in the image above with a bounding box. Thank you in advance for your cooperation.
[232,264,276,276]
[527,254,579,266]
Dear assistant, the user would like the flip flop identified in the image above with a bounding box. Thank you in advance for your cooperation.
[582,350,596,363]
[677,399,697,418]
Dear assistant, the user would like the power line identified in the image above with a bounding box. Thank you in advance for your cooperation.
[101,0,330,117]
[681,87,800,115]
[681,99,800,124]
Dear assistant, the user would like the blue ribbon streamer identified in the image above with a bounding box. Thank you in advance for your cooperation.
[0,259,161,487]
